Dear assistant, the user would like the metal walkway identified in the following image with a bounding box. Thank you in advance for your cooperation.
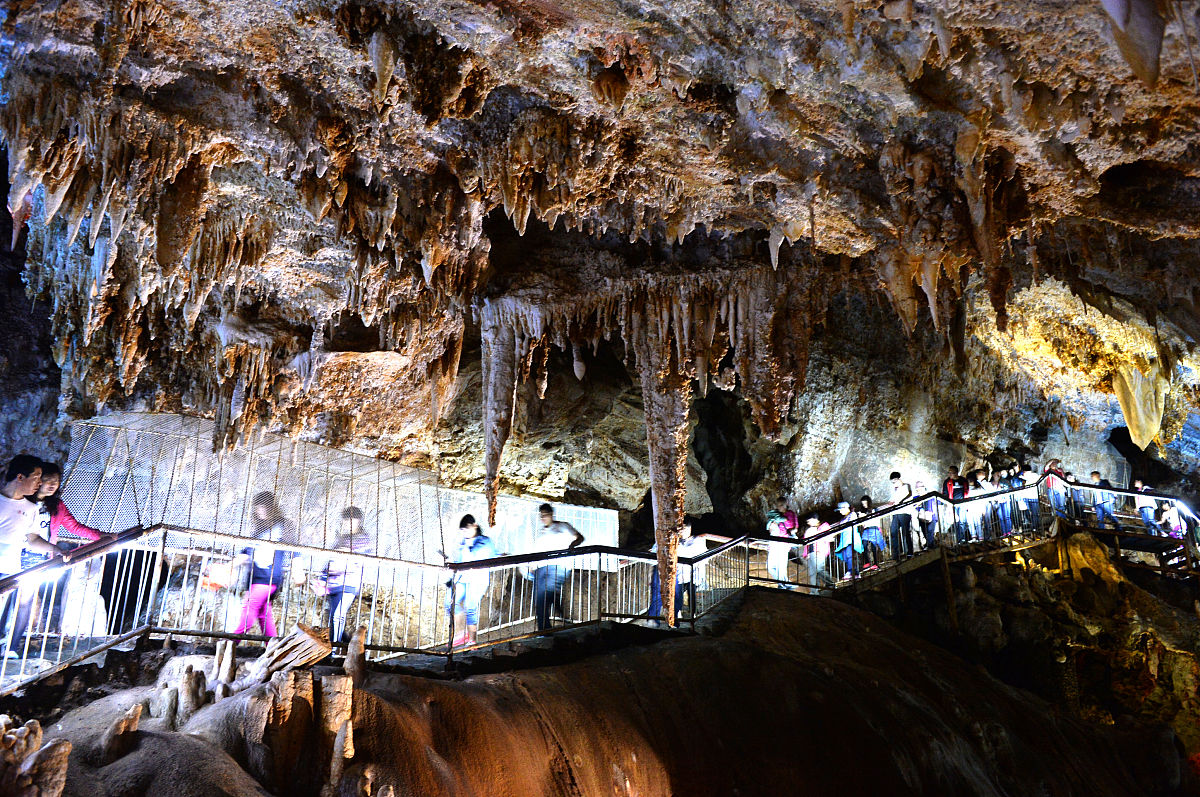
[0,448,1196,695]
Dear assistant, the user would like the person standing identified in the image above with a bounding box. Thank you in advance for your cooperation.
[0,456,54,658]
[1018,463,1042,531]
[1089,472,1121,530]
[649,517,708,622]
[1044,460,1069,520]
[942,466,970,543]
[913,481,938,548]
[1132,480,1159,535]
[25,462,111,637]
[883,472,913,561]
[317,506,373,645]
[856,495,886,570]
[530,504,584,630]
[831,501,863,580]
[764,496,798,587]
[445,513,500,647]
[231,492,300,638]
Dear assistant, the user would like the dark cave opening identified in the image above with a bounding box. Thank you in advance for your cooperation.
[1106,426,1199,496]
[692,388,759,538]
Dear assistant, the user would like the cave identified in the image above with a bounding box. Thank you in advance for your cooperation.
[1,0,1200,794]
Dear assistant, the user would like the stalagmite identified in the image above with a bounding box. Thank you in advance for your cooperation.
[344,627,368,688]
[98,703,142,765]
[0,717,70,797]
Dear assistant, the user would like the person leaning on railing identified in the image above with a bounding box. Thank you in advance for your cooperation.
[0,456,51,658]
[21,461,116,640]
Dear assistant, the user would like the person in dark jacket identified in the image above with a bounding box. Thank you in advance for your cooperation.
[231,492,299,638]
[1089,471,1121,530]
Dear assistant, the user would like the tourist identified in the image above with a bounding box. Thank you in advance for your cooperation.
[0,456,51,658]
[231,492,300,638]
[445,513,499,647]
[991,468,1014,536]
[1132,480,1159,535]
[317,506,373,645]
[856,495,886,570]
[800,513,831,589]
[1089,472,1121,531]
[764,496,798,587]
[24,462,111,637]
[883,472,913,560]
[1044,460,1069,520]
[942,466,970,542]
[831,501,863,579]
[913,480,937,548]
[529,504,584,630]
[1065,472,1087,521]
[1018,463,1042,531]
[649,516,707,622]
[1160,501,1186,539]
[967,469,991,541]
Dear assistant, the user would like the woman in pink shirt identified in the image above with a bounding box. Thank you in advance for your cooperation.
[23,462,111,640]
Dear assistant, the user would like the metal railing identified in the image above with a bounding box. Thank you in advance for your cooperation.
[0,474,1193,693]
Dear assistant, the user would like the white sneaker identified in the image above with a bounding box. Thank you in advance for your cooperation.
[4,650,19,659]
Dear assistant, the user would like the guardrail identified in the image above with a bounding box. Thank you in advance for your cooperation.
[0,474,1193,692]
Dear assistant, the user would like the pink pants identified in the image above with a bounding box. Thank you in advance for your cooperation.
[234,583,278,637]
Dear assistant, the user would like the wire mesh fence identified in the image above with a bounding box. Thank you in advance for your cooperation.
[60,413,620,566]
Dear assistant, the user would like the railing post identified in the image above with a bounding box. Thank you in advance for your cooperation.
[744,541,750,590]
[688,574,697,633]
[594,552,602,624]
[445,577,456,669]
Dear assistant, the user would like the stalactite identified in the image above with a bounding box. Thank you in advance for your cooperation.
[632,309,694,626]
[480,301,528,526]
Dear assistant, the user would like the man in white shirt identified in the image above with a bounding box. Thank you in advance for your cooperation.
[883,472,913,560]
[0,455,58,657]
[530,504,583,630]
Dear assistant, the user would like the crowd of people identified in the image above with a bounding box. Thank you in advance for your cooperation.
[3,447,1196,658]
[0,451,595,658]
[764,460,1197,586]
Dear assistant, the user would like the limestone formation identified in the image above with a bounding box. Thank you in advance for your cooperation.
[0,716,71,797]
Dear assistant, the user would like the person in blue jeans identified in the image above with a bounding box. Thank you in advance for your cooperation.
[1133,480,1159,534]
[320,506,373,645]
[529,504,583,630]
[445,513,499,647]
[1089,471,1121,530]
[648,517,708,622]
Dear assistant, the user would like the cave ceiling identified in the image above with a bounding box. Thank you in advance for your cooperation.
[3,0,1200,544]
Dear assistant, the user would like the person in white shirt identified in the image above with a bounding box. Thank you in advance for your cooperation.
[883,472,913,560]
[0,455,58,657]
[649,517,709,623]
[530,504,583,630]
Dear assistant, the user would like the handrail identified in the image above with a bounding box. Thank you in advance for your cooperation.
[0,524,149,594]
[156,524,445,571]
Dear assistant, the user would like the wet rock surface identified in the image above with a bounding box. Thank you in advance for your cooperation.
[0,587,1190,796]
